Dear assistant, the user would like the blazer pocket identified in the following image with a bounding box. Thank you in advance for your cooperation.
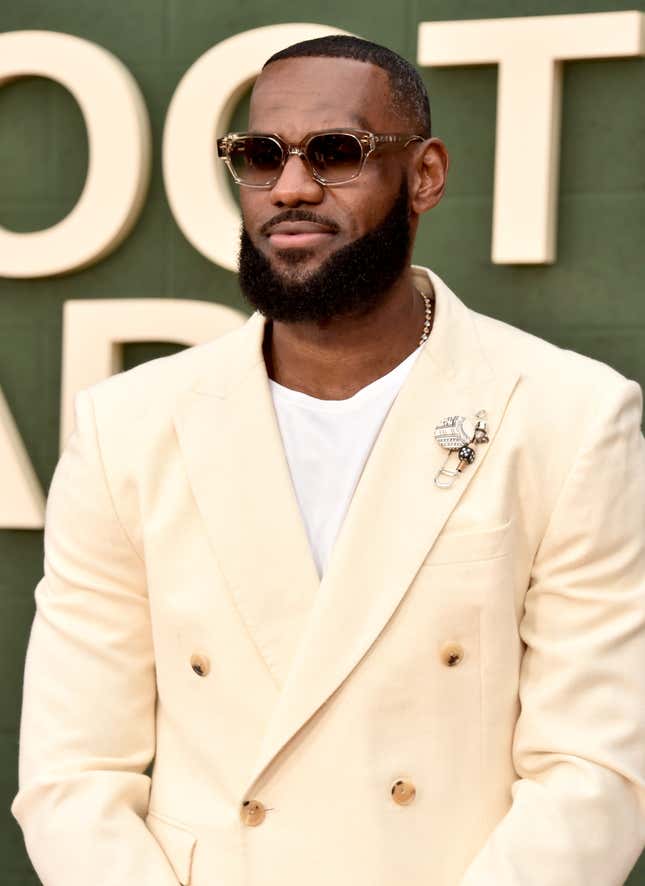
[145,809,197,885]
[422,519,512,566]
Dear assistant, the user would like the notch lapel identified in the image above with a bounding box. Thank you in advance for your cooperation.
[241,267,520,797]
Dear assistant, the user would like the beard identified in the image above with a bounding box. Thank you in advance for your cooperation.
[237,177,412,324]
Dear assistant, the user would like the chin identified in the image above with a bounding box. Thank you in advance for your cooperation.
[268,248,329,282]
[274,247,318,265]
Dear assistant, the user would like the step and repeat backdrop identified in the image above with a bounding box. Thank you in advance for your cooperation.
[1,0,644,882]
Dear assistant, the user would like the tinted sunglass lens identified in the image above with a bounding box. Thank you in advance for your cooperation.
[308,134,363,182]
[230,137,283,184]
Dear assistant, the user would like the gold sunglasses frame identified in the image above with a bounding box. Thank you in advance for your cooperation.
[216,129,424,188]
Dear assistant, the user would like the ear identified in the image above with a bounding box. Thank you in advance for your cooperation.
[409,138,449,214]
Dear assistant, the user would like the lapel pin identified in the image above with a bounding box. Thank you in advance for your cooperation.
[434,410,489,489]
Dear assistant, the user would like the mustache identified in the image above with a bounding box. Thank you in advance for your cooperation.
[259,209,340,236]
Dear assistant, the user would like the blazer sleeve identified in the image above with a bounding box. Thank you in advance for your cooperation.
[10,389,181,885]
[460,376,645,886]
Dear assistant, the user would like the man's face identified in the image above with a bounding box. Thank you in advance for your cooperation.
[237,56,419,324]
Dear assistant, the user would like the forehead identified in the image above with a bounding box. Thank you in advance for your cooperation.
[248,56,394,136]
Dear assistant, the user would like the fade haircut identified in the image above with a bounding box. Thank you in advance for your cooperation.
[263,35,431,138]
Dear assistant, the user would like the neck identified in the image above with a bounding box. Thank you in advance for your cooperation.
[263,269,428,400]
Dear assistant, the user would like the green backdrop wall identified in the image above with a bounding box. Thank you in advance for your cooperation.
[1,1,644,882]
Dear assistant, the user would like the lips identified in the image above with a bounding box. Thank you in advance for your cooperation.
[266,220,336,249]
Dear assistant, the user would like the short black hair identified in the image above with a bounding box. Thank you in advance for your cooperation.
[263,35,431,138]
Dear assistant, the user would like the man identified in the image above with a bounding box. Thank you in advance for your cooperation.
[11,35,645,886]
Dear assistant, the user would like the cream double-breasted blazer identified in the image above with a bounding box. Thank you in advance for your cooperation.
[11,267,645,885]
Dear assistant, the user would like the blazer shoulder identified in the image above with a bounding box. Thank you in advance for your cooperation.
[81,316,251,416]
[471,307,640,401]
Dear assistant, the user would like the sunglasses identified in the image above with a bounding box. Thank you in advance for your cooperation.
[216,129,424,188]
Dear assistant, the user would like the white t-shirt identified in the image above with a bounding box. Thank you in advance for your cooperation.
[269,344,424,578]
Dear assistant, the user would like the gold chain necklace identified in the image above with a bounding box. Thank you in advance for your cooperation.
[417,288,434,347]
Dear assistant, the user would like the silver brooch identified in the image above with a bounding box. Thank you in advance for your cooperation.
[434,410,489,488]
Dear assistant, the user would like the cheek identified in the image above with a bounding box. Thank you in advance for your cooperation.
[342,167,405,234]
[239,192,268,232]
[238,195,254,228]
[338,194,391,237]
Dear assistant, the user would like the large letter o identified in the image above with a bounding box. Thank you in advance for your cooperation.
[162,23,350,273]
[0,30,152,278]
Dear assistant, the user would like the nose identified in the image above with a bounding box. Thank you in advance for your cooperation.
[270,151,324,207]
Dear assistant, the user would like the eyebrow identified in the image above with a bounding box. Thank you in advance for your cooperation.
[244,111,374,137]
[353,114,372,130]
[245,117,374,137]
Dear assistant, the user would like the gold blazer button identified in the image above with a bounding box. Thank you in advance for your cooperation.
[440,641,464,667]
[240,799,266,826]
[391,779,416,805]
[190,653,210,676]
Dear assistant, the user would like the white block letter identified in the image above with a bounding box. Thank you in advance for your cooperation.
[418,11,645,264]
[0,30,152,278]
[0,388,44,529]
[60,299,246,448]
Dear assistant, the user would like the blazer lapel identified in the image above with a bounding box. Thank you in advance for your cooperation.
[242,266,521,797]
[173,311,321,690]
